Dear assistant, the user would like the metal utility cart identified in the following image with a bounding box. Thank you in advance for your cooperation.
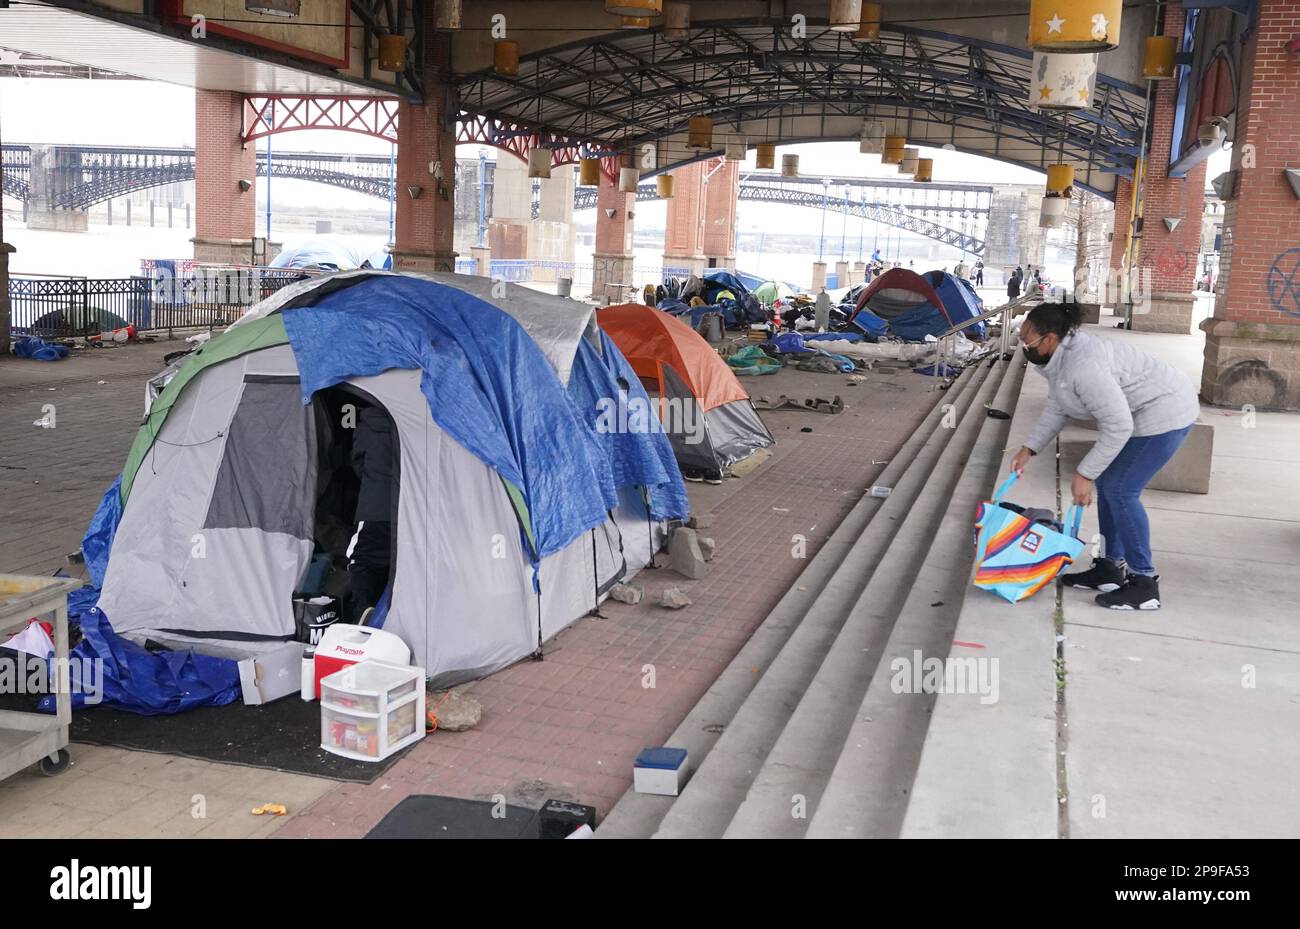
[0,574,82,779]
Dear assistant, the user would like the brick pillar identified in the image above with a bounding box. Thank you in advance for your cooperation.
[392,31,457,273]
[663,161,706,277]
[1200,0,1300,410]
[703,159,739,270]
[192,90,257,264]
[592,166,635,303]
[1109,175,1134,278]
[1120,3,1208,333]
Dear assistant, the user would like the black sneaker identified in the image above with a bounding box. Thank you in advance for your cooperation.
[703,469,724,485]
[1064,557,1126,592]
[1095,574,1162,611]
[682,468,705,483]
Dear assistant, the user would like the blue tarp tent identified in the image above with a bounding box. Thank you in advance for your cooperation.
[73,272,686,712]
[925,270,987,340]
[271,235,393,272]
[704,268,765,293]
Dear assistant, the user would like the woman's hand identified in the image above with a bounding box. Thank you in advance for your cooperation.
[1071,473,1095,506]
[1010,446,1034,475]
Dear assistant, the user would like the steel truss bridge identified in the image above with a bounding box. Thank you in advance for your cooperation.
[1,144,397,208]
[3,143,989,253]
[573,173,991,255]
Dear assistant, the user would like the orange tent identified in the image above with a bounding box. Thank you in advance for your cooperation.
[597,303,750,412]
[597,303,773,477]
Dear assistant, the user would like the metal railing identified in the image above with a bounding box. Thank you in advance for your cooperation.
[9,266,308,339]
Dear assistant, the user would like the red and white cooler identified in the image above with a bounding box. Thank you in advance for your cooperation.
[312,625,411,698]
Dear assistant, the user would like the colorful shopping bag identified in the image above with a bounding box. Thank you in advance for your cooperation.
[973,473,1086,603]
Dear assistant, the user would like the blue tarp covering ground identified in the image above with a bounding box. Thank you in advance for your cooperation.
[270,235,392,272]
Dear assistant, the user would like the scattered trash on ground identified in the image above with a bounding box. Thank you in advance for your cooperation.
[250,803,288,816]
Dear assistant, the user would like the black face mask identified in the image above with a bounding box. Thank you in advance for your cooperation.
[1023,343,1051,366]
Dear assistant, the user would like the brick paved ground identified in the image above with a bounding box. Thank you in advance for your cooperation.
[0,345,937,837]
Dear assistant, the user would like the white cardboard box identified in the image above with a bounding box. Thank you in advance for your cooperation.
[237,641,305,706]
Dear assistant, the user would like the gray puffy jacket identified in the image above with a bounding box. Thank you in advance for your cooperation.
[1023,331,1199,479]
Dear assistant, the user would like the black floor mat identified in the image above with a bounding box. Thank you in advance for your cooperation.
[0,691,408,783]
[366,796,540,839]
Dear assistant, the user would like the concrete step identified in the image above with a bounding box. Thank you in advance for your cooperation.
[719,355,1015,838]
[596,363,989,839]
[651,361,1001,839]
[804,355,1027,838]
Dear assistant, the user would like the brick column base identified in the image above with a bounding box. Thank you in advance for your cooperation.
[1132,292,1196,334]
[664,254,706,277]
[1200,318,1300,411]
[592,253,635,304]
[705,254,736,270]
[811,262,828,291]
[390,249,457,274]
[192,236,256,265]
[470,245,491,276]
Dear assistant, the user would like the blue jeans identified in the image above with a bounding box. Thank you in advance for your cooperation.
[1095,425,1192,576]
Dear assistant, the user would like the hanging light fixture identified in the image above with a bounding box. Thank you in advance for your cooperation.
[1143,35,1177,80]
[657,174,676,198]
[1028,0,1123,52]
[604,1,662,14]
[1030,52,1098,109]
[619,166,641,192]
[782,153,800,177]
[856,2,882,41]
[725,137,747,161]
[915,158,934,182]
[579,158,603,187]
[528,148,553,179]
[830,0,863,32]
[859,119,885,154]
[664,1,691,38]
[1041,196,1069,217]
[622,15,653,27]
[1046,163,1075,196]
[378,34,407,72]
[687,115,715,150]
[756,143,777,170]
[898,147,920,175]
[882,134,906,165]
[494,40,519,76]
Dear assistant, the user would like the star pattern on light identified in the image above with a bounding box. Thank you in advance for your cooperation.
[1040,86,1053,100]
[1046,13,1066,34]
[1091,13,1110,40]
[1078,86,1091,101]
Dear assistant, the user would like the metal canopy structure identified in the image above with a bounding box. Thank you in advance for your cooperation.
[455,20,1149,200]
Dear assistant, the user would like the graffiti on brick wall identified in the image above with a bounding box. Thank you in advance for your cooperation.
[1141,244,1191,282]
[1267,248,1300,319]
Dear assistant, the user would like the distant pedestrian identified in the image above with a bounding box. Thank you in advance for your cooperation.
[1007,268,1022,300]
[975,261,985,286]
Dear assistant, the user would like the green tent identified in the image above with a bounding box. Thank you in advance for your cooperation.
[754,280,795,305]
